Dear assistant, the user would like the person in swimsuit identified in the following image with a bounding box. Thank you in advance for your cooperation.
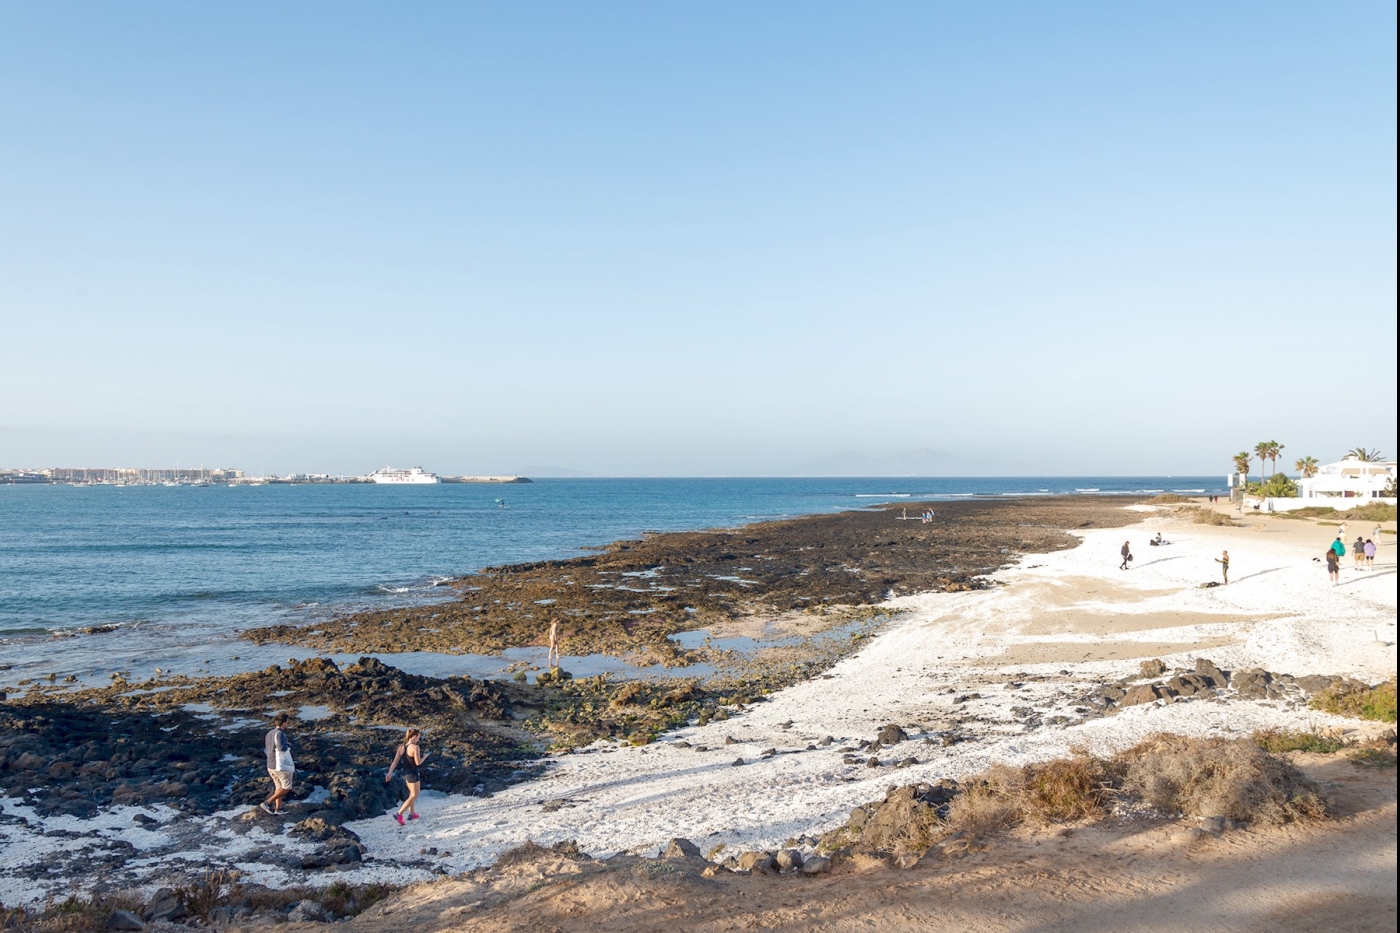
[547,618,562,670]
[386,727,429,825]
[1215,550,1229,585]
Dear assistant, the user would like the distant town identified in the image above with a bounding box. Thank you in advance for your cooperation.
[0,466,531,486]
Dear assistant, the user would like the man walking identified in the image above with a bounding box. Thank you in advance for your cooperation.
[1120,541,1132,571]
[261,713,294,815]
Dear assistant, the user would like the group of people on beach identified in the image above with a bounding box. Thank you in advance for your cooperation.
[260,713,430,825]
[1324,532,1379,585]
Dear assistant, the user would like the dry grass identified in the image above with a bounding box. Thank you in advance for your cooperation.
[823,734,1331,857]
[1309,679,1398,723]
[1275,503,1397,522]
[1146,493,1192,504]
[1118,734,1329,825]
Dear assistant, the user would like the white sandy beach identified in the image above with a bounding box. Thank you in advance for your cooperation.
[336,506,1394,879]
[2,505,1394,903]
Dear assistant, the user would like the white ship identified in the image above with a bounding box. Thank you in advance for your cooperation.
[368,466,440,485]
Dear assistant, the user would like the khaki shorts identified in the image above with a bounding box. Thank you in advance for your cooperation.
[268,769,294,790]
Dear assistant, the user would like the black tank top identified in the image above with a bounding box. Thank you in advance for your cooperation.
[399,743,420,779]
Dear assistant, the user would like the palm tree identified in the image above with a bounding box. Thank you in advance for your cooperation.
[1295,456,1319,478]
[1347,447,1386,463]
[1233,451,1251,486]
[1254,441,1271,479]
[1268,441,1284,478]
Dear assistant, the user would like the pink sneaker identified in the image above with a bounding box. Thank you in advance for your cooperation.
[408,813,420,821]
[394,813,405,825]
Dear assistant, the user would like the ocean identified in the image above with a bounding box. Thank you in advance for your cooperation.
[0,476,1225,688]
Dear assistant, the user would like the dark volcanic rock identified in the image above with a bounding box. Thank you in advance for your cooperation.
[243,498,1147,662]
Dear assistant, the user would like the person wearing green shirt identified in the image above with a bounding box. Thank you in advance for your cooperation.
[1331,537,1347,558]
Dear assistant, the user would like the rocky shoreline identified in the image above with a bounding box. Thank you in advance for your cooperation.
[243,497,1146,663]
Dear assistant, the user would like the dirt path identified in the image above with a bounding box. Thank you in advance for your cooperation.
[328,756,1394,933]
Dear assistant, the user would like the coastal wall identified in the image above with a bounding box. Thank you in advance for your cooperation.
[1249,496,1397,513]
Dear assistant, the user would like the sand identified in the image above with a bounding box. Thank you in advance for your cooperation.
[340,505,1395,875]
[3,502,1394,918]
[338,754,1396,933]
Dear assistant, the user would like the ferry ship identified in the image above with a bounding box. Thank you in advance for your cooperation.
[368,466,441,485]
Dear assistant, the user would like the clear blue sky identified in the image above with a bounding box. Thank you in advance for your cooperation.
[2,2,1395,475]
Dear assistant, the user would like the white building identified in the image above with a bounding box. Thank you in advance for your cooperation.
[1297,456,1397,502]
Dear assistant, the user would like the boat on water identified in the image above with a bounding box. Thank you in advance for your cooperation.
[368,466,441,485]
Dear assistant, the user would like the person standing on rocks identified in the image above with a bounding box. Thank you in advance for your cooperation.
[1120,541,1132,571]
[1215,550,1229,585]
[547,618,563,670]
[386,727,429,825]
[261,713,294,815]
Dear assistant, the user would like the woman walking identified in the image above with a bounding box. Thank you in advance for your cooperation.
[1364,539,1376,568]
[1215,550,1229,585]
[1120,541,1132,571]
[1325,547,1340,585]
[386,728,430,825]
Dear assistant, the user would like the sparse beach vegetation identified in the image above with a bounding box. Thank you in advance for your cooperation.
[821,735,1331,860]
[1308,678,1398,723]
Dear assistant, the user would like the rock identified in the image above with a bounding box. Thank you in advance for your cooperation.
[737,851,777,873]
[47,761,75,779]
[732,758,745,767]
[1139,659,1167,678]
[1295,674,1337,694]
[774,848,804,871]
[157,781,189,798]
[1199,815,1227,835]
[895,757,918,769]
[663,837,703,860]
[286,899,328,923]
[143,889,186,923]
[107,909,146,931]
[14,752,44,771]
[875,724,908,747]
[1121,683,1164,707]
[801,855,831,875]
[848,807,869,829]
[818,736,834,746]
[724,736,738,745]
[1195,658,1227,687]
[132,813,158,827]
[1231,668,1272,699]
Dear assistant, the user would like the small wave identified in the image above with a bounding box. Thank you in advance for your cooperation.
[374,584,413,594]
[1074,488,1100,492]
[854,493,910,498]
[1172,489,1206,493]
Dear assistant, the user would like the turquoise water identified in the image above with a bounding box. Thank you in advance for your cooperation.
[0,476,1223,685]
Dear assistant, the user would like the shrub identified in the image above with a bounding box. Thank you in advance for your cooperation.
[1251,728,1346,754]
[1147,493,1191,504]
[1117,734,1330,825]
[1309,679,1398,723]
[1258,474,1298,498]
[1192,509,1236,526]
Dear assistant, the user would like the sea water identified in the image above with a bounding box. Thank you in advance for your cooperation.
[0,477,1224,687]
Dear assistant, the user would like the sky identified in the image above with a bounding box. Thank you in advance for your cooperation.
[1,2,1395,476]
